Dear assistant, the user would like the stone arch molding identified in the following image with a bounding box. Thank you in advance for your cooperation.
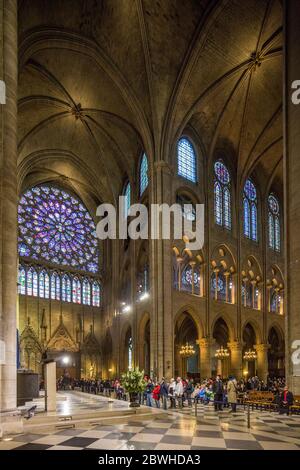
[47,320,78,352]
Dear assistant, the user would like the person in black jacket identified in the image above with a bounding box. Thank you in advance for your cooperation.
[279,386,294,415]
[213,375,224,411]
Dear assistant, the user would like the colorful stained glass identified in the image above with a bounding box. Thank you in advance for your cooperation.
[39,270,45,298]
[270,289,281,314]
[27,267,33,296]
[92,281,100,307]
[243,198,250,238]
[268,194,280,252]
[224,187,231,229]
[251,203,257,241]
[214,182,222,225]
[62,274,71,302]
[211,272,226,300]
[243,179,258,241]
[214,161,230,184]
[18,266,26,294]
[83,279,91,305]
[51,272,58,300]
[177,138,197,183]
[18,185,99,273]
[181,265,200,293]
[124,182,131,218]
[214,161,231,229]
[140,153,148,196]
[32,269,38,297]
[72,277,81,304]
[268,212,274,249]
[45,272,50,299]
[244,179,257,201]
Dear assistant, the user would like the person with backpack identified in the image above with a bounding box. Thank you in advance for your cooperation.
[213,375,224,411]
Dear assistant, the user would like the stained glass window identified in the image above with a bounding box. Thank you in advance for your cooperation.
[243,179,258,241]
[124,182,131,218]
[18,185,99,273]
[268,194,280,252]
[211,272,226,301]
[32,269,38,296]
[177,137,197,183]
[44,272,50,299]
[51,272,60,300]
[62,274,71,302]
[214,182,222,225]
[92,281,100,307]
[83,279,91,305]
[18,266,26,295]
[39,270,45,298]
[181,265,200,294]
[214,161,231,229]
[140,153,148,196]
[270,288,281,314]
[242,283,259,309]
[72,277,81,304]
[27,267,33,296]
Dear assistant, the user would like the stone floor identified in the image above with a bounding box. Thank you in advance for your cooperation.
[1,393,300,450]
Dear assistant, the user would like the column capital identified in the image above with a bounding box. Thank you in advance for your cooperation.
[254,343,270,353]
[197,337,215,348]
[227,341,242,351]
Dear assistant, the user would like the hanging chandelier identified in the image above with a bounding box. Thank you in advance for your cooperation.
[243,349,257,361]
[179,342,195,358]
[215,346,230,359]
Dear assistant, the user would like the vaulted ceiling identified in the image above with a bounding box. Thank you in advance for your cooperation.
[18,0,283,204]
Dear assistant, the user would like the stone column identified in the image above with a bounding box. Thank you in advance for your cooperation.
[150,161,173,379]
[255,344,269,383]
[198,338,212,379]
[284,0,300,393]
[227,341,243,379]
[0,0,21,436]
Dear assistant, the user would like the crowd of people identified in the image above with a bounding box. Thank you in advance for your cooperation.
[56,373,292,414]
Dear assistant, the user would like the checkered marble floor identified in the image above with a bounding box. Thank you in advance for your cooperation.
[1,403,300,450]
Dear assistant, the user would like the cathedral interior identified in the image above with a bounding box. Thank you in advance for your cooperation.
[1,0,300,427]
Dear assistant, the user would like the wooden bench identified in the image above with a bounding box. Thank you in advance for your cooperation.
[243,391,276,411]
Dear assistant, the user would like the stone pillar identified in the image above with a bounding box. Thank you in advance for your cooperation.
[284,0,300,393]
[228,341,243,379]
[0,0,22,437]
[150,161,173,379]
[198,338,212,379]
[45,362,56,412]
[255,344,269,383]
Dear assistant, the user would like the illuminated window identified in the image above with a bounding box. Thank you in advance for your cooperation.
[177,137,197,183]
[92,281,100,307]
[268,194,280,252]
[72,277,81,304]
[243,179,258,241]
[124,182,131,218]
[140,153,148,196]
[214,161,231,229]
[18,266,26,295]
[83,279,91,305]
[62,274,71,302]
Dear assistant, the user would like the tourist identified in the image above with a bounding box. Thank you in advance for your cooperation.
[152,382,161,408]
[175,377,184,408]
[213,375,224,411]
[145,379,154,407]
[279,385,294,415]
[227,375,238,412]
[168,378,177,408]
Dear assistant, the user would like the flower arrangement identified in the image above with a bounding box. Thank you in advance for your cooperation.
[121,368,146,394]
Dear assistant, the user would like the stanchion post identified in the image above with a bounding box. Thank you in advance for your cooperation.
[247,404,250,429]
[195,399,198,417]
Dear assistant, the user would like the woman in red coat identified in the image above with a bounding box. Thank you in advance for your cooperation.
[152,383,161,408]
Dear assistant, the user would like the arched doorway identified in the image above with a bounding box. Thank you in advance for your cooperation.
[268,327,285,378]
[243,323,257,377]
[174,313,199,380]
[212,318,230,377]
